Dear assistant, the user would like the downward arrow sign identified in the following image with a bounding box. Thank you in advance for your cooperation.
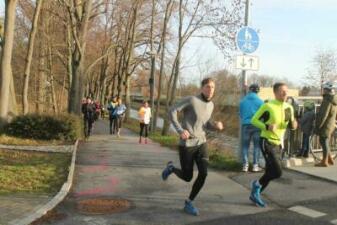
[249,58,254,67]
[241,57,246,67]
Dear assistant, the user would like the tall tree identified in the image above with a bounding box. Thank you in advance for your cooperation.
[153,0,173,130]
[0,0,18,121]
[22,0,44,114]
[63,0,93,114]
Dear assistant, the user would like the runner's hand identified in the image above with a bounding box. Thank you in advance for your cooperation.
[291,120,298,130]
[268,124,276,132]
[215,121,223,130]
[180,130,190,140]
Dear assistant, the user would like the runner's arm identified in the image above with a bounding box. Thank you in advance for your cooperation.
[168,97,191,134]
[251,104,269,131]
[289,106,297,130]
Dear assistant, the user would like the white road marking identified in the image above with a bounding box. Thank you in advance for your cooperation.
[330,219,337,224]
[288,206,326,218]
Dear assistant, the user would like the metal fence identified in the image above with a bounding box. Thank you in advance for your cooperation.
[283,96,322,158]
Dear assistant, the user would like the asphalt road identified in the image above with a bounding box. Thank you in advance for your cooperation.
[35,120,337,225]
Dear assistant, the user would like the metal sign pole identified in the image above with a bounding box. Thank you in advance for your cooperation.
[238,0,250,162]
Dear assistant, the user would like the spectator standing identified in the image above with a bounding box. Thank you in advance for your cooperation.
[239,84,264,172]
[297,102,315,158]
[314,82,337,167]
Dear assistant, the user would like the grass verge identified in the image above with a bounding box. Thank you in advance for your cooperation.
[0,135,69,146]
[124,118,241,171]
[0,149,71,194]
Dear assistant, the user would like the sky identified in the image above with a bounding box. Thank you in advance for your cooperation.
[183,0,337,86]
[1,1,337,86]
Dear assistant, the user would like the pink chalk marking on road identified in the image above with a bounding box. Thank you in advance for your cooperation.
[74,176,120,197]
[74,187,107,197]
[79,155,111,173]
[107,176,120,190]
[80,165,108,173]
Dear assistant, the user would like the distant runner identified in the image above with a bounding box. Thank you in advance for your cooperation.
[138,101,151,144]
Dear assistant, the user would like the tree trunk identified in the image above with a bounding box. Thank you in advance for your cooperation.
[154,0,172,130]
[111,72,117,97]
[124,75,131,122]
[67,0,93,114]
[60,74,66,112]
[22,0,44,114]
[66,22,73,104]
[36,38,46,113]
[0,0,18,120]
[8,67,17,118]
[162,0,183,135]
[68,49,84,114]
[48,45,58,114]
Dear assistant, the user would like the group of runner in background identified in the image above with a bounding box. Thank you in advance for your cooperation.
[81,95,151,142]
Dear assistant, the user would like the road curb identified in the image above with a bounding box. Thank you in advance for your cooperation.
[286,167,337,185]
[282,157,315,168]
[8,140,79,225]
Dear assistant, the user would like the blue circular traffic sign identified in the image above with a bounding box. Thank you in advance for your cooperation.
[236,27,259,54]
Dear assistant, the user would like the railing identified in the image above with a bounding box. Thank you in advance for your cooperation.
[283,98,337,159]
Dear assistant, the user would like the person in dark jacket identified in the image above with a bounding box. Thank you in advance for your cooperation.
[107,96,118,134]
[297,102,315,158]
[81,96,96,138]
[314,82,337,167]
[239,84,264,172]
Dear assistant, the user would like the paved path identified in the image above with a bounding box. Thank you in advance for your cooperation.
[289,161,337,183]
[38,119,272,225]
[0,193,52,225]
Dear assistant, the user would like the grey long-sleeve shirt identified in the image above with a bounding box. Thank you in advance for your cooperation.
[169,94,215,147]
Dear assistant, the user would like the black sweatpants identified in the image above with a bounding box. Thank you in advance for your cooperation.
[259,138,282,192]
[173,144,208,201]
[109,116,118,134]
[139,123,149,137]
[84,117,94,137]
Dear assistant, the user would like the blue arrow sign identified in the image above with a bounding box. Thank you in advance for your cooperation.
[236,27,259,54]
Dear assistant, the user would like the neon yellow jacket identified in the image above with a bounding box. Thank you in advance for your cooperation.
[251,99,295,145]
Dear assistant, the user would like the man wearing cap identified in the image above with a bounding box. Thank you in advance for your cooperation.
[314,82,337,167]
[239,84,264,172]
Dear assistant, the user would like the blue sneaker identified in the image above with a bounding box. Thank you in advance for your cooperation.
[249,180,266,207]
[184,200,199,216]
[162,161,174,180]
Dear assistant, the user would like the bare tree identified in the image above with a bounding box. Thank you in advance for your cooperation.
[305,49,337,93]
[22,0,44,114]
[62,0,93,114]
[0,0,18,121]
[153,0,173,130]
[162,0,231,135]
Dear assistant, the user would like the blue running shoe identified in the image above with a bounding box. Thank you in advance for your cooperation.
[184,200,199,216]
[162,161,174,180]
[249,180,266,207]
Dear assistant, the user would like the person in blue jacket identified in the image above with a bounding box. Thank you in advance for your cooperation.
[239,84,264,172]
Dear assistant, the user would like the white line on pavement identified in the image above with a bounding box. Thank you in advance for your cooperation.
[288,206,326,218]
[330,219,337,224]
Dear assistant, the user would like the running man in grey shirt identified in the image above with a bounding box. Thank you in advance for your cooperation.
[161,77,223,216]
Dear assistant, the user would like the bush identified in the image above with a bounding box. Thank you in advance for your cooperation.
[3,114,82,141]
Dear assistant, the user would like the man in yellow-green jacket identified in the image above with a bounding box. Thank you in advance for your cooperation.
[249,82,298,207]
